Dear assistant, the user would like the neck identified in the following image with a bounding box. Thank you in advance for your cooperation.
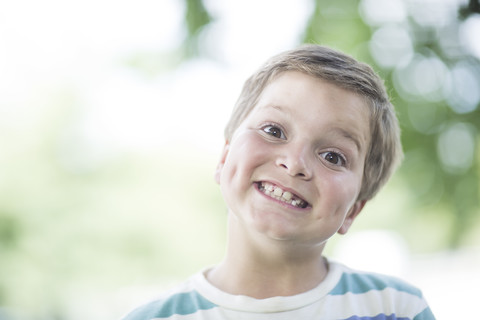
[207,215,329,299]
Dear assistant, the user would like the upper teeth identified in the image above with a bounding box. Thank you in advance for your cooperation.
[273,188,283,197]
[258,182,308,208]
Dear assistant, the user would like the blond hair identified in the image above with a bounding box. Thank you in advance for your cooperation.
[224,45,403,200]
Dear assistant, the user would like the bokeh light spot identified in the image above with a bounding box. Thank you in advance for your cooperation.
[446,61,480,114]
[393,53,449,102]
[437,122,476,174]
[369,25,413,69]
[359,0,407,26]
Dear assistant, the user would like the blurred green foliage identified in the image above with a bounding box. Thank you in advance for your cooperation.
[184,0,213,56]
[0,103,226,318]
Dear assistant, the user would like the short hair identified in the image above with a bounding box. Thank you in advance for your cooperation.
[224,44,403,201]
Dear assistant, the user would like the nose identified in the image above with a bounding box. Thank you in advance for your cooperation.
[276,144,313,179]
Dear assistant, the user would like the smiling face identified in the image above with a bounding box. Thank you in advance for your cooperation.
[215,71,371,247]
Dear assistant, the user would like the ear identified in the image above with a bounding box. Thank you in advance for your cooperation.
[214,141,230,184]
[337,200,367,235]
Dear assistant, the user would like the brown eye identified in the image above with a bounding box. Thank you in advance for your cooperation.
[320,151,346,166]
[263,125,286,139]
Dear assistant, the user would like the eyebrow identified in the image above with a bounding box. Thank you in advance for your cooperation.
[333,128,364,152]
[262,104,289,113]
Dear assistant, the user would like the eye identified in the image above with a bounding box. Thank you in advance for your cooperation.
[320,151,346,167]
[262,125,286,140]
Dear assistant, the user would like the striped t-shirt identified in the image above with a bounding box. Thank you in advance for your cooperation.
[121,261,434,320]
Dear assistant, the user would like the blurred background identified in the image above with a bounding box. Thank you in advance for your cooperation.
[0,0,479,319]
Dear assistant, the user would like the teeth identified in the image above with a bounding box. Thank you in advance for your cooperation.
[258,182,308,208]
[282,191,292,201]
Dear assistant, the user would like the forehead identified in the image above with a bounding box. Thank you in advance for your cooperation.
[261,70,368,104]
[256,71,370,115]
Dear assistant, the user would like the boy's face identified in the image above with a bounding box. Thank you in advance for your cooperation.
[216,71,370,247]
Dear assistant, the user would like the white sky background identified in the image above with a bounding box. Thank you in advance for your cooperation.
[0,0,312,165]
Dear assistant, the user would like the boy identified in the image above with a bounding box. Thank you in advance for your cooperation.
[122,45,435,319]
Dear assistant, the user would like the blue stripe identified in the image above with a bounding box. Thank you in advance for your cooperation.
[342,314,411,320]
[123,291,217,319]
[329,272,423,298]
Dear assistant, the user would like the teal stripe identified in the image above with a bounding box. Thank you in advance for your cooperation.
[413,307,436,320]
[329,272,423,298]
[123,291,217,319]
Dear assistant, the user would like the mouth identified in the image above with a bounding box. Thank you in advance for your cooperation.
[256,181,310,209]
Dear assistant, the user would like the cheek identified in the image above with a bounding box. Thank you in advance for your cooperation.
[220,132,270,185]
[320,172,362,212]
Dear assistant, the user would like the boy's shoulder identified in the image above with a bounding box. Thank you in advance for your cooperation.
[120,274,217,320]
[330,261,423,297]
[328,261,435,319]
